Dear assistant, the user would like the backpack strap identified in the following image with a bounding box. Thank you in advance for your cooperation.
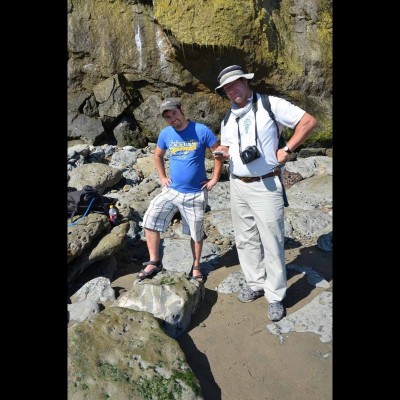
[260,94,286,149]
[260,95,289,207]
[223,109,231,126]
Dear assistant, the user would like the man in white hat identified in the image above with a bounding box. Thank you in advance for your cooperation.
[213,65,317,321]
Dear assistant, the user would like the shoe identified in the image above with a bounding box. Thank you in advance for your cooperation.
[268,301,286,321]
[188,265,206,283]
[137,261,163,281]
[237,287,264,303]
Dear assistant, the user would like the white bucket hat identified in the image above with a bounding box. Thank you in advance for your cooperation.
[215,65,254,96]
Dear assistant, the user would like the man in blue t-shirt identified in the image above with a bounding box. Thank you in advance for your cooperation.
[139,98,223,283]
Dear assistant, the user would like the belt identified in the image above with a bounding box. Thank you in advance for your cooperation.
[232,167,281,183]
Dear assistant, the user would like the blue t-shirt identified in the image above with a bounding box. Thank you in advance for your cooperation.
[157,120,218,193]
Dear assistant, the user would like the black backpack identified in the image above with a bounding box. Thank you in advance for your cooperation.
[67,185,116,224]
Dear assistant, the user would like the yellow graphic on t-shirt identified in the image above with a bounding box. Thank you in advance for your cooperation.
[170,140,198,157]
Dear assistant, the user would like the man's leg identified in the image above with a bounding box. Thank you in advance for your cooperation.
[141,188,179,276]
[191,238,203,278]
[142,228,161,274]
[179,190,207,281]
[229,178,265,291]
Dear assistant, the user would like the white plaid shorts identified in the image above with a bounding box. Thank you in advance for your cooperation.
[142,187,208,242]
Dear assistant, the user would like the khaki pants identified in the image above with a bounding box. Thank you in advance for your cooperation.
[230,174,287,303]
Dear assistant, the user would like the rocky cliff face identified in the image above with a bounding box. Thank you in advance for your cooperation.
[67,0,332,148]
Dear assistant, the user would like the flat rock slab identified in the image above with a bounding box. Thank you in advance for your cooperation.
[266,290,332,343]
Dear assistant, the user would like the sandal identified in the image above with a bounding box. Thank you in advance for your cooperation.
[189,265,206,283]
[137,261,163,281]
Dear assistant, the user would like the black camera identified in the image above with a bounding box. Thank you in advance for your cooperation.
[240,145,261,164]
